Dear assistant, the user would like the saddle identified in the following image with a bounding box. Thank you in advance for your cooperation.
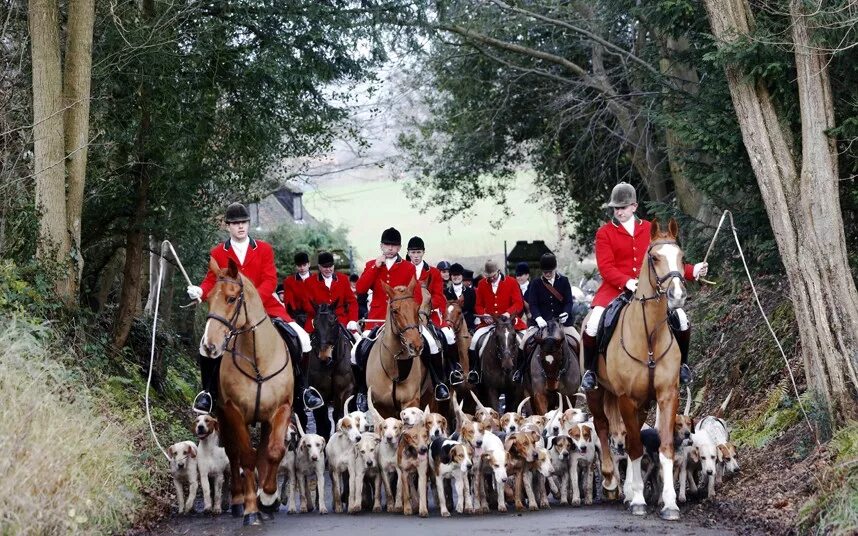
[596,291,632,354]
[354,326,381,368]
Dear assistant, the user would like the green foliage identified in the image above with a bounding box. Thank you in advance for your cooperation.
[798,422,858,535]
[259,221,352,276]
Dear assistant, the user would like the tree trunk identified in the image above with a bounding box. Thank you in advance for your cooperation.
[29,0,72,297]
[62,0,96,302]
[704,0,858,424]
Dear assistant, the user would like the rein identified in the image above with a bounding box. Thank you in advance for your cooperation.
[206,275,289,423]
[378,293,427,414]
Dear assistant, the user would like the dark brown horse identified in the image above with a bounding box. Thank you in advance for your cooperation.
[306,301,355,438]
[526,320,581,415]
[201,258,293,526]
[476,315,524,413]
[445,298,477,413]
[584,219,687,520]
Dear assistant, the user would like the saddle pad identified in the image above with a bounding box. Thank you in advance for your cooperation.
[597,291,632,354]
[355,325,384,368]
[476,327,495,354]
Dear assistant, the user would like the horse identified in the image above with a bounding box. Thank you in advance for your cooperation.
[584,218,687,520]
[525,319,581,415]
[304,300,355,439]
[200,258,293,526]
[366,277,430,417]
[444,298,476,411]
[476,315,524,413]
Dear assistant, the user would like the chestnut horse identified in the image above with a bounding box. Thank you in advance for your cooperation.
[366,277,429,417]
[526,320,581,415]
[201,258,293,526]
[444,297,476,414]
[584,219,686,520]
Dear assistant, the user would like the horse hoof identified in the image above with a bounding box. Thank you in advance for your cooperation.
[257,496,281,514]
[230,504,244,518]
[630,503,647,516]
[259,510,275,521]
[243,513,262,526]
[660,507,681,521]
[603,487,619,501]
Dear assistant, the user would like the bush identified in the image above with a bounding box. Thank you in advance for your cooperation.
[799,422,858,535]
[0,318,141,535]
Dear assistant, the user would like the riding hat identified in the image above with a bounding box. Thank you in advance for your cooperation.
[349,273,359,283]
[462,269,474,281]
[407,236,425,251]
[224,202,251,223]
[515,262,530,276]
[318,251,335,267]
[449,263,464,276]
[381,227,401,246]
[606,182,637,208]
[540,253,557,271]
[294,251,310,265]
[483,259,499,277]
[437,260,451,271]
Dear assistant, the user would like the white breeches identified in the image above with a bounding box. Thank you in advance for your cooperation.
[584,306,688,337]
[469,325,526,351]
[521,325,580,349]
[421,325,440,354]
[288,321,313,353]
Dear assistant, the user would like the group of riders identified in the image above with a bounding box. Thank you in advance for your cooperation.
[188,182,709,417]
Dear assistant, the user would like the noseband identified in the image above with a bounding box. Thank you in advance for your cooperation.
[388,294,420,353]
[205,276,266,346]
[644,239,685,301]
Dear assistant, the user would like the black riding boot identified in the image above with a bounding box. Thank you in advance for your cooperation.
[580,332,599,391]
[447,347,465,385]
[467,348,481,384]
[422,351,450,401]
[351,364,369,412]
[295,353,324,410]
[512,350,528,384]
[193,355,221,414]
[674,328,693,385]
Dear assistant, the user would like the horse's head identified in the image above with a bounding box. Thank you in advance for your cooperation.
[445,297,464,330]
[312,300,339,363]
[201,257,252,358]
[647,218,687,310]
[493,316,518,373]
[382,277,424,358]
[537,320,565,391]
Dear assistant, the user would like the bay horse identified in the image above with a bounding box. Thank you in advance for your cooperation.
[445,298,476,411]
[366,277,429,417]
[306,301,355,439]
[526,320,581,415]
[476,315,524,413]
[200,258,293,526]
[584,218,687,520]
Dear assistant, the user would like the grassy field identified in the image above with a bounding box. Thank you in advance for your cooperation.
[303,172,562,266]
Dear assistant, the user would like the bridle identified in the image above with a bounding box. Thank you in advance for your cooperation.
[383,294,421,358]
[205,274,287,422]
[535,321,569,382]
[641,239,685,302]
[492,317,517,365]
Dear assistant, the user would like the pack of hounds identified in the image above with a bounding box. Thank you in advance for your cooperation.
[167,388,739,516]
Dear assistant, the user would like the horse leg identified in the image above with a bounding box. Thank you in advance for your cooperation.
[618,396,646,515]
[531,388,548,416]
[258,404,292,514]
[586,389,617,500]
[221,401,259,524]
[657,391,681,520]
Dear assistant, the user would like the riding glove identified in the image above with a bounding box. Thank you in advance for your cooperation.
[693,262,709,279]
[625,279,638,292]
[346,320,359,331]
[535,316,548,328]
[187,285,203,300]
[559,312,569,324]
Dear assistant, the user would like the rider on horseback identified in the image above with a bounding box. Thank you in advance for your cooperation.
[580,183,708,391]
[187,202,324,414]
[283,251,314,328]
[444,262,476,331]
[467,259,527,384]
[407,236,462,391]
[437,260,451,288]
[514,253,577,384]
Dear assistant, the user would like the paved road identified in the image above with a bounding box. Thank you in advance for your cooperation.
[154,502,735,536]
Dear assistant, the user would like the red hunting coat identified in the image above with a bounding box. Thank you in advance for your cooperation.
[415,261,447,327]
[304,272,358,327]
[474,274,527,330]
[200,238,291,321]
[356,256,423,328]
[593,218,695,307]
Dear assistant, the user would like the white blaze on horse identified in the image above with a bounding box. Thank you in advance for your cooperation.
[201,258,294,526]
[584,218,689,521]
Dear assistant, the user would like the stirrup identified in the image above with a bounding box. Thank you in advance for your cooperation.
[580,370,599,391]
[193,391,213,415]
[434,384,451,402]
[679,364,693,385]
[449,369,465,386]
[511,370,524,384]
[302,387,325,411]
[355,392,369,413]
[467,370,481,384]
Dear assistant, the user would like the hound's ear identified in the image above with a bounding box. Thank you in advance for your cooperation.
[382,280,394,297]
[208,256,221,277]
[547,436,556,449]
[668,218,679,239]
[406,275,417,293]
[226,257,239,279]
[189,444,197,458]
[400,410,407,421]
[689,446,700,463]
[716,445,725,462]
[650,218,661,239]
[529,430,541,444]
[212,419,219,432]
[167,445,175,458]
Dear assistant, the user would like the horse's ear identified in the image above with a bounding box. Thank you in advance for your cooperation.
[668,218,679,239]
[457,295,464,306]
[406,275,417,293]
[226,257,239,279]
[650,218,661,239]
[381,280,394,297]
[332,298,339,310]
[208,256,221,276]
